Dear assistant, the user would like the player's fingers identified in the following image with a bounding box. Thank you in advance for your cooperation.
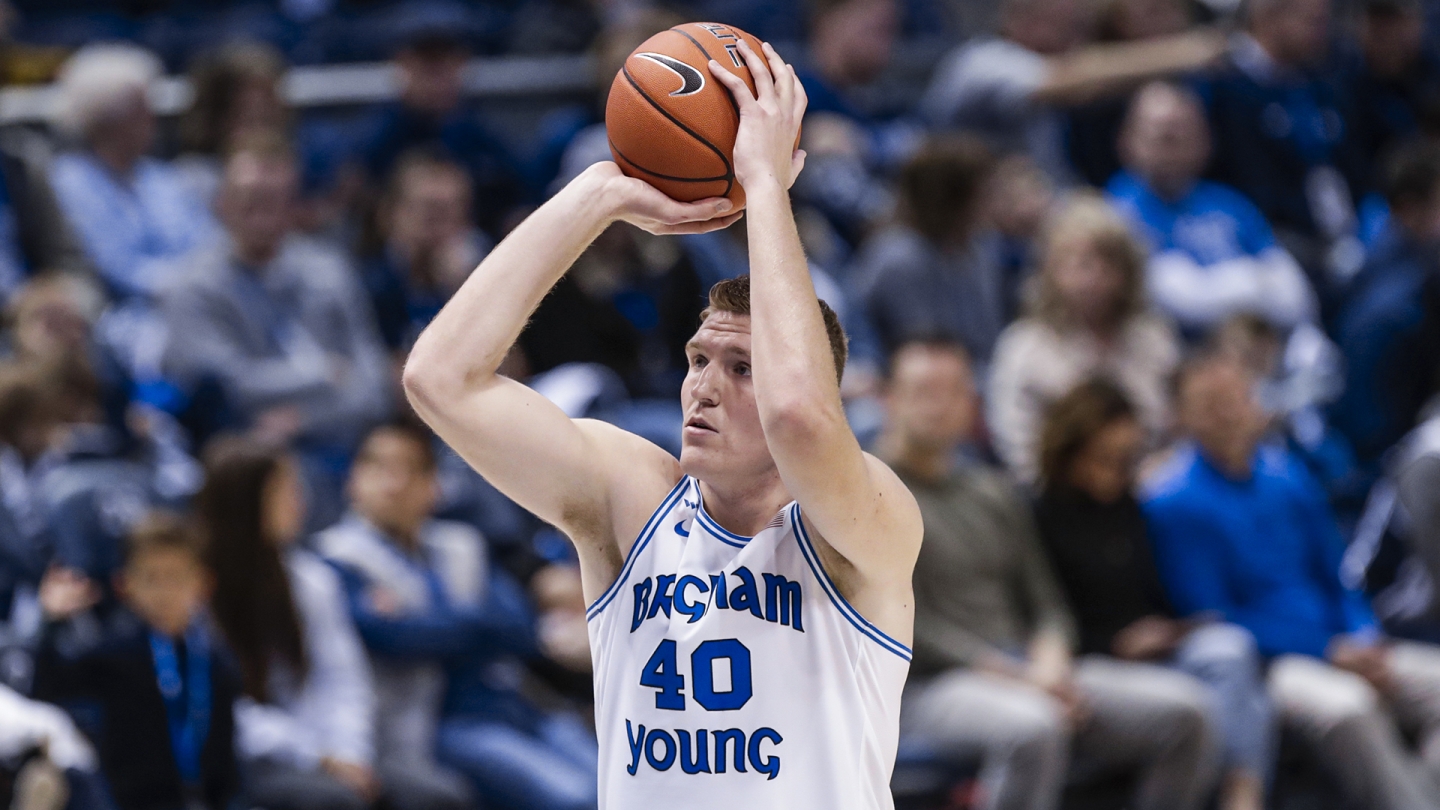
[762,42,791,108]
[707,60,757,109]
[738,40,773,102]
[657,211,744,234]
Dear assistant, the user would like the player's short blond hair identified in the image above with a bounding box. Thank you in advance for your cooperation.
[700,275,848,383]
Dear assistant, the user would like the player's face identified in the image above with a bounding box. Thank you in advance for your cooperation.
[679,312,775,484]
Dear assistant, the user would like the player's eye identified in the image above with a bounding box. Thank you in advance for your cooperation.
[691,355,707,368]
[734,363,750,377]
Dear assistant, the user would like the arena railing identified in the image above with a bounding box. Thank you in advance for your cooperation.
[0,53,596,125]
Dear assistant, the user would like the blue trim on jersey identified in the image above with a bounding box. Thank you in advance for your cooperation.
[586,477,691,621]
[695,507,750,548]
[790,505,913,662]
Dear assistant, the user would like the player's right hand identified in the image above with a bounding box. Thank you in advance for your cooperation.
[582,161,743,236]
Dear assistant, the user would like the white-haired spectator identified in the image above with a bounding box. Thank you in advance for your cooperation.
[49,44,217,301]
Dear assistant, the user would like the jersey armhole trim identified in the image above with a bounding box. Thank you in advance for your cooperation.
[586,476,690,621]
[790,505,913,662]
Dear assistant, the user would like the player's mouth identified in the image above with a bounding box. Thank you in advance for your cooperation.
[684,415,718,435]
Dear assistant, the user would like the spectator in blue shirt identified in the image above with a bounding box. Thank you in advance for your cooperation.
[318,419,598,810]
[1348,0,1440,171]
[1197,0,1374,305]
[1331,141,1440,472]
[1108,81,1316,339]
[48,45,218,301]
[1143,353,1440,810]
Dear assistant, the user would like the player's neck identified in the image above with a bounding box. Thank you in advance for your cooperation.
[695,471,791,538]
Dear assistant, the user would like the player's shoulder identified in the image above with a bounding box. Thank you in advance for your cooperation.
[574,417,685,516]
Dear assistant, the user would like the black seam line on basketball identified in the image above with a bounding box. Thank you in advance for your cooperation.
[620,64,734,198]
[609,140,730,183]
[672,27,743,122]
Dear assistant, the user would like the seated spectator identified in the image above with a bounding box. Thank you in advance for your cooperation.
[1199,0,1373,296]
[1349,0,1440,175]
[519,222,705,399]
[988,152,1056,324]
[48,45,217,301]
[0,362,61,628]
[199,438,381,810]
[349,26,527,234]
[849,136,1007,366]
[1345,412,1440,632]
[880,340,1218,810]
[1331,140,1440,470]
[1143,354,1440,810]
[989,195,1180,483]
[920,0,1223,183]
[1035,379,1272,810]
[1108,82,1316,339]
[0,127,91,303]
[317,419,597,810]
[1207,314,1358,510]
[159,132,392,523]
[1064,0,1197,187]
[33,513,241,810]
[174,42,290,208]
[359,151,488,356]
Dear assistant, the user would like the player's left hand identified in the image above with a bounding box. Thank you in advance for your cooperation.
[708,40,807,192]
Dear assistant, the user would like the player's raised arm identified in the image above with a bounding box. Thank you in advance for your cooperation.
[402,164,739,594]
[708,44,922,590]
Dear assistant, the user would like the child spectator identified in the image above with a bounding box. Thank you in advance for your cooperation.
[32,512,241,810]
[1108,82,1316,339]
[318,418,595,810]
[989,194,1180,483]
[199,438,379,810]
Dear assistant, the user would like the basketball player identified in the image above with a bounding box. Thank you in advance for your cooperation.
[403,40,922,808]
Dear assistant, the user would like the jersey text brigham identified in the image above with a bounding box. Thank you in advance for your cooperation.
[631,567,804,633]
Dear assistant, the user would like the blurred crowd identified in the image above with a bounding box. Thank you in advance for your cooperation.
[0,0,1438,809]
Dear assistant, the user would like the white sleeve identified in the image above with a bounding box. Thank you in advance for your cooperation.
[0,685,96,770]
[296,556,377,766]
[1251,246,1318,327]
[987,326,1045,484]
[1147,246,1316,330]
[234,697,323,769]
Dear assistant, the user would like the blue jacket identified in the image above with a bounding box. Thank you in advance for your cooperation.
[1141,443,1378,658]
[1330,229,1440,466]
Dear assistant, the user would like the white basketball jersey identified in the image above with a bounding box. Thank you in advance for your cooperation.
[587,476,911,809]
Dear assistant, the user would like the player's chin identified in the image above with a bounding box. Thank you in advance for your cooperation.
[678,437,720,472]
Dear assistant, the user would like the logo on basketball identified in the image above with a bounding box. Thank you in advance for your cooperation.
[635,52,705,97]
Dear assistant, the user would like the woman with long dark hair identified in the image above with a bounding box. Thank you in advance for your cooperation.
[1034,379,1272,810]
[199,437,378,810]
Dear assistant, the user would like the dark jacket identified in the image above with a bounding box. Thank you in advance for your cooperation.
[33,612,240,810]
[1035,489,1173,656]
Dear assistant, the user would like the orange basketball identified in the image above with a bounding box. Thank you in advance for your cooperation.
[605,22,769,208]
